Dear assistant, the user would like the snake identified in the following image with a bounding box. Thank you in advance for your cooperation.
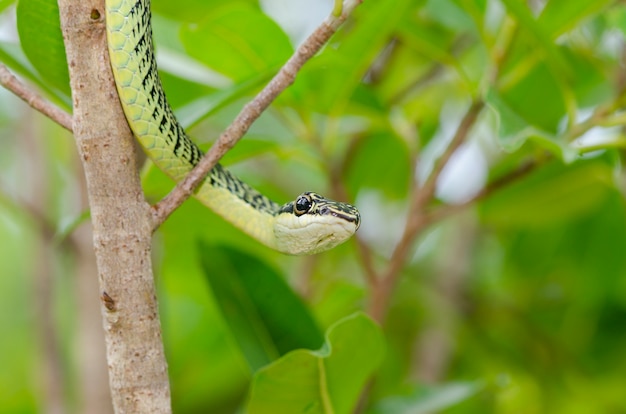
[104,0,360,255]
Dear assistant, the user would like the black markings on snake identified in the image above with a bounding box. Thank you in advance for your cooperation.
[119,0,346,219]
[158,111,168,133]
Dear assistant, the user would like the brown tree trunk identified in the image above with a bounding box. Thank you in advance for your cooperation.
[57,1,171,412]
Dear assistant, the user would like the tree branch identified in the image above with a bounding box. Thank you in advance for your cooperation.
[368,100,484,322]
[0,63,73,132]
[57,1,171,412]
[151,0,364,228]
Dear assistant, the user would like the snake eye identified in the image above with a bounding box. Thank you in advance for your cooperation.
[294,194,313,216]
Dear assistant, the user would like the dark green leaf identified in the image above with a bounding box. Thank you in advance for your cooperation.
[199,243,324,372]
[496,58,567,134]
[486,88,576,161]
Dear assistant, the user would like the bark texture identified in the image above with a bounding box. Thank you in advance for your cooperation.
[57,1,171,412]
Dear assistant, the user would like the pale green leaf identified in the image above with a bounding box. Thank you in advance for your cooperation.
[246,312,384,414]
[152,0,257,23]
[538,0,614,38]
[0,41,70,109]
[424,0,475,31]
[370,382,484,414]
[177,68,274,129]
[480,160,614,228]
[0,0,16,14]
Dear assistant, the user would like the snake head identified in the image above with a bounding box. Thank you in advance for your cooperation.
[275,192,361,255]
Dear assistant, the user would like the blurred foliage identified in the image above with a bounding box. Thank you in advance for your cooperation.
[2,0,626,413]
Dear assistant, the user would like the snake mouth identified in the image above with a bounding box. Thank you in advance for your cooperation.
[319,207,361,230]
[337,212,360,230]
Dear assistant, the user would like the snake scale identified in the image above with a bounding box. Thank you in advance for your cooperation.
[105,0,360,255]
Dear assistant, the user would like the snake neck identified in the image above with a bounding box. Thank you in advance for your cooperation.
[105,0,283,249]
[200,164,282,248]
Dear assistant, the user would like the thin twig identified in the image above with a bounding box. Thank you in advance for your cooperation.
[368,100,484,322]
[151,0,364,228]
[420,100,485,203]
[0,63,73,132]
[424,158,539,223]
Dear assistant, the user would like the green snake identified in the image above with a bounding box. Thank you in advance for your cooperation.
[104,0,360,255]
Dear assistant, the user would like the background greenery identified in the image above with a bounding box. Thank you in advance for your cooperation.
[2,0,626,412]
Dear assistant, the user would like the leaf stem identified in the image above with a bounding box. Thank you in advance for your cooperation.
[332,0,343,17]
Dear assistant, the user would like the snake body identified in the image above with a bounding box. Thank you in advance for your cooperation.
[105,0,360,255]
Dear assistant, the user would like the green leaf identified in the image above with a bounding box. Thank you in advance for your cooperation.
[424,0,475,31]
[199,243,324,372]
[497,48,570,132]
[346,132,411,199]
[177,68,275,129]
[486,87,536,151]
[396,19,458,67]
[608,6,626,38]
[565,53,613,111]
[0,0,16,14]
[450,0,488,30]
[538,0,614,38]
[486,88,576,161]
[291,0,416,115]
[152,0,257,23]
[16,0,70,98]
[480,160,614,228]
[499,0,571,79]
[216,138,281,165]
[0,41,70,109]
[327,0,416,114]
[246,312,384,414]
[180,4,293,81]
[370,381,484,414]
